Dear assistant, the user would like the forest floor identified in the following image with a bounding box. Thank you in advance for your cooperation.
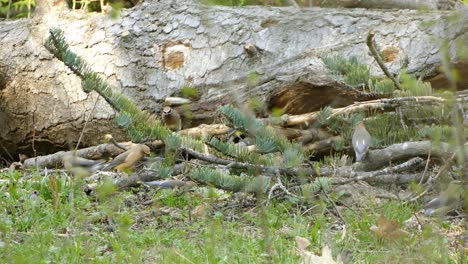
[0,169,465,263]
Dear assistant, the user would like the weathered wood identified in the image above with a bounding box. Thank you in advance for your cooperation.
[320,0,464,10]
[22,142,131,169]
[0,0,467,157]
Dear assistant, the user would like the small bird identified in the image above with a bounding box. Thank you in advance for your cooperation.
[424,180,464,217]
[352,121,371,162]
[62,153,107,176]
[103,144,151,172]
[161,106,182,132]
[140,180,196,190]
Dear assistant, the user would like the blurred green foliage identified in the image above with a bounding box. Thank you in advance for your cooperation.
[0,0,35,19]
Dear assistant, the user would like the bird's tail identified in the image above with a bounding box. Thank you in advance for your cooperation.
[91,161,109,172]
[101,160,119,171]
[355,152,363,162]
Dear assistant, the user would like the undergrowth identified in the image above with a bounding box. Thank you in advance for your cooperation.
[0,170,463,263]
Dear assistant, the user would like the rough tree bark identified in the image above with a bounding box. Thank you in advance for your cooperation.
[0,0,466,158]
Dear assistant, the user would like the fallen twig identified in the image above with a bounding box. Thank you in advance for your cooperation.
[331,157,425,185]
[23,143,131,169]
[266,174,299,207]
[409,152,457,202]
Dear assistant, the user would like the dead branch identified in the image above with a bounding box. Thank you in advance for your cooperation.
[263,95,448,128]
[366,30,402,90]
[409,151,457,202]
[328,96,446,120]
[266,174,300,207]
[23,142,132,169]
[359,141,454,171]
[181,146,327,177]
[331,157,426,185]
[114,163,186,190]
[178,124,230,138]
[150,124,232,149]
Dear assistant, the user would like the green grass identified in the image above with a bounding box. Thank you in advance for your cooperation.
[0,170,463,263]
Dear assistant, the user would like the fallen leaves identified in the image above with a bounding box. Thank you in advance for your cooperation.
[370,215,408,240]
[295,236,343,264]
[191,203,207,220]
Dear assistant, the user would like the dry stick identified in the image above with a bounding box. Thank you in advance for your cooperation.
[419,148,432,184]
[366,30,402,90]
[76,96,100,150]
[266,174,299,207]
[301,204,319,216]
[277,95,456,127]
[182,147,314,177]
[328,96,445,119]
[332,157,425,185]
[397,106,408,130]
[322,189,346,224]
[409,152,457,202]
[105,134,128,151]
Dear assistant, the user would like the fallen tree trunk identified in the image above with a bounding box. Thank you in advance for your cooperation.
[319,0,465,10]
[0,0,467,157]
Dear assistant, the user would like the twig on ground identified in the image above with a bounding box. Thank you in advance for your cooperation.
[322,189,346,224]
[397,107,407,130]
[409,152,457,202]
[419,148,432,184]
[332,157,425,185]
[266,174,299,207]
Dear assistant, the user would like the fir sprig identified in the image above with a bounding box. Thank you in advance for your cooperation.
[219,105,304,159]
[190,167,270,193]
[206,137,273,165]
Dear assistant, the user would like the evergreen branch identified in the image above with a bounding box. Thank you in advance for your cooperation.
[190,167,270,193]
[44,28,207,162]
[205,137,273,165]
[182,147,314,177]
[219,105,303,160]
[301,177,331,195]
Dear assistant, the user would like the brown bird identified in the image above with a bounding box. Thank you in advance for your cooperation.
[161,106,182,132]
[104,144,151,172]
[62,153,107,176]
[352,121,371,162]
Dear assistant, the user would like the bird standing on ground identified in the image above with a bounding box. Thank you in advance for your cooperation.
[161,106,182,132]
[424,180,464,217]
[352,121,371,162]
[104,144,151,172]
[62,153,107,176]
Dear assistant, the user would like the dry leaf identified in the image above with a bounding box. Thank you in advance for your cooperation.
[370,214,408,240]
[191,203,206,220]
[295,236,311,253]
[300,245,342,264]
